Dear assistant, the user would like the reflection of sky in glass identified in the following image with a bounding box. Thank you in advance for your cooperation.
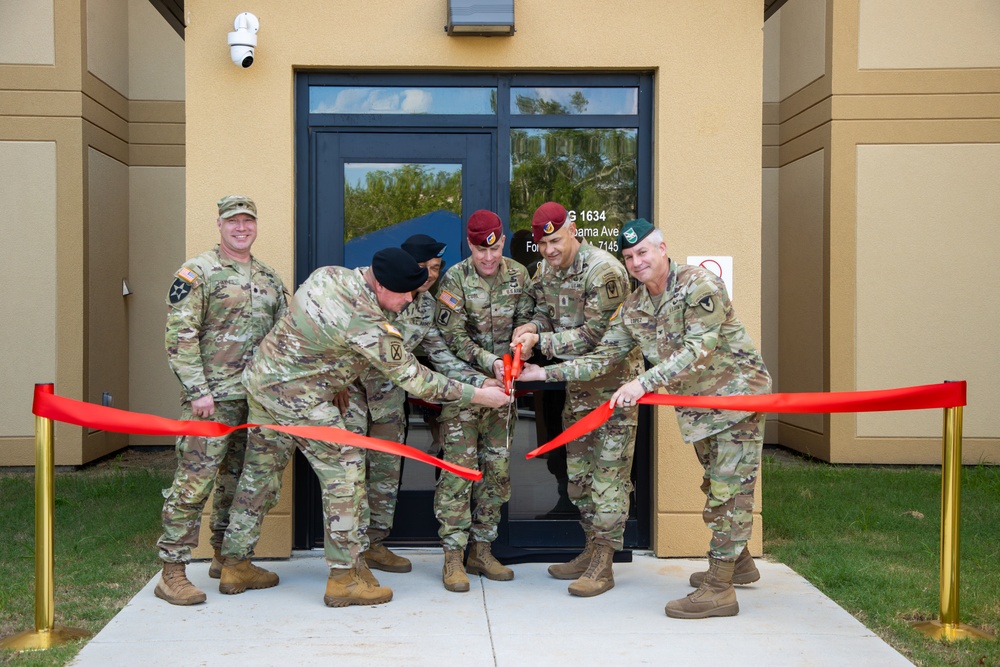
[310,87,495,114]
[345,163,461,188]
[511,87,638,115]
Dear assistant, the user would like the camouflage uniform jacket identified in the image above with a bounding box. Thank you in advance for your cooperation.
[526,240,632,361]
[165,245,287,403]
[435,256,534,375]
[358,288,485,422]
[243,266,476,418]
[546,259,772,443]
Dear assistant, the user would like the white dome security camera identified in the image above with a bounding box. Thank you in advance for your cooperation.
[227,12,259,68]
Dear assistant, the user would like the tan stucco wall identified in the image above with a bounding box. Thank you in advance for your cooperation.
[184,0,764,557]
[777,0,825,101]
[0,0,185,465]
[858,0,1000,70]
[0,141,58,438]
[0,0,55,65]
[129,167,186,437]
[855,143,1000,440]
[86,0,130,97]
[767,0,1000,463]
[128,0,185,100]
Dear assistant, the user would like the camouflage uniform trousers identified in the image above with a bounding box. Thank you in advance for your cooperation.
[433,404,512,551]
[564,373,638,552]
[693,413,764,561]
[222,395,369,569]
[342,383,407,547]
[157,399,248,563]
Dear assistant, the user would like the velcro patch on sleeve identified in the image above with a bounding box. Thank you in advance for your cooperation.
[379,322,403,338]
[175,267,198,284]
[438,290,461,311]
[379,333,405,364]
[609,303,623,321]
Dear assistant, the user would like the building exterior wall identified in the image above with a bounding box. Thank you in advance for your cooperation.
[183,0,765,558]
[0,0,185,466]
[767,0,1000,463]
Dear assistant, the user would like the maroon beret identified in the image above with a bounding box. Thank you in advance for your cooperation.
[467,210,503,247]
[531,202,569,242]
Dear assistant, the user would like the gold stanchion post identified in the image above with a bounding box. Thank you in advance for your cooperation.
[911,404,994,641]
[1,384,90,651]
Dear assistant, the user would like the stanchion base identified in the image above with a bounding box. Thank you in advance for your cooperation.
[0,625,91,651]
[910,619,995,641]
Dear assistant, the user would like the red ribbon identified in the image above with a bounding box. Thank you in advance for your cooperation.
[526,381,967,459]
[32,385,482,480]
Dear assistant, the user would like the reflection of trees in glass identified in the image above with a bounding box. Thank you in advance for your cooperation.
[344,165,462,241]
[509,127,637,236]
[513,91,589,115]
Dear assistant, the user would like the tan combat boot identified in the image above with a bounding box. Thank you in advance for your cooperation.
[323,567,393,607]
[666,558,739,619]
[154,562,207,606]
[442,549,470,593]
[208,547,223,579]
[689,547,759,587]
[357,558,380,586]
[547,539,596,580]
[363,542,412,573]
[218,557,279,595]
[465,542,514,581]
[567,544,615,597]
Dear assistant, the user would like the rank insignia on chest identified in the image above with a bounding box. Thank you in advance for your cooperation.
[559,295,569,307]
[439,290,461,310]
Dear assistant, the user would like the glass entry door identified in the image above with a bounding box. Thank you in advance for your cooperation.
[294,131,494,550]
[295,73,653,558]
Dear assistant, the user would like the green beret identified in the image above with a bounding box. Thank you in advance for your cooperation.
[619,218,655,249]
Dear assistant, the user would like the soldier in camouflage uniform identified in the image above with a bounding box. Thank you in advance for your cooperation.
[339,235,491,575]
[519,218,771,619]
[433,210,534,592]
[511,202,642,598]
[155,195,287,606]
[220,248,510,607]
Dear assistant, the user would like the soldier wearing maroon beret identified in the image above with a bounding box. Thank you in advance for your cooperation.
[433,210,534,592]
[512,201,642,598]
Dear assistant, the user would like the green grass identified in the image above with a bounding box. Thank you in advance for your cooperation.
[0,456,172,667]
[763,453,1000,667]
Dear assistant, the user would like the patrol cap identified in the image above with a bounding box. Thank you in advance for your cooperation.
[401,234,447,263]
[531,201,568,242]
[217,195,257,220]
[372,248,429,293]
[618,218,655,249]
[467,210,503,247]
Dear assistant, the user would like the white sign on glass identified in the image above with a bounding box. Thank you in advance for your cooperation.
[687,256,733,301]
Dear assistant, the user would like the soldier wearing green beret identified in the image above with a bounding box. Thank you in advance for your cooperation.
[519,218,772,619]
[156,195,288,606]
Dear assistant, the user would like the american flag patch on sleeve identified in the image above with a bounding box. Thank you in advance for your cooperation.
[175,267,198,283]
[439,290,461,310]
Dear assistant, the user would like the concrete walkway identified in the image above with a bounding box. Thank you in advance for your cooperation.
[70,550,913,667]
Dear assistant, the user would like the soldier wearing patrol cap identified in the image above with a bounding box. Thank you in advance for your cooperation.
[433,210,534,592]
[511,202,643,598]
[156,195,288,606]
[519,218,771,619]
[219,248,511,608]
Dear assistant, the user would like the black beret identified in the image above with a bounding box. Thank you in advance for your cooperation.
[401,234,447,263]
[372,248,429,293]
